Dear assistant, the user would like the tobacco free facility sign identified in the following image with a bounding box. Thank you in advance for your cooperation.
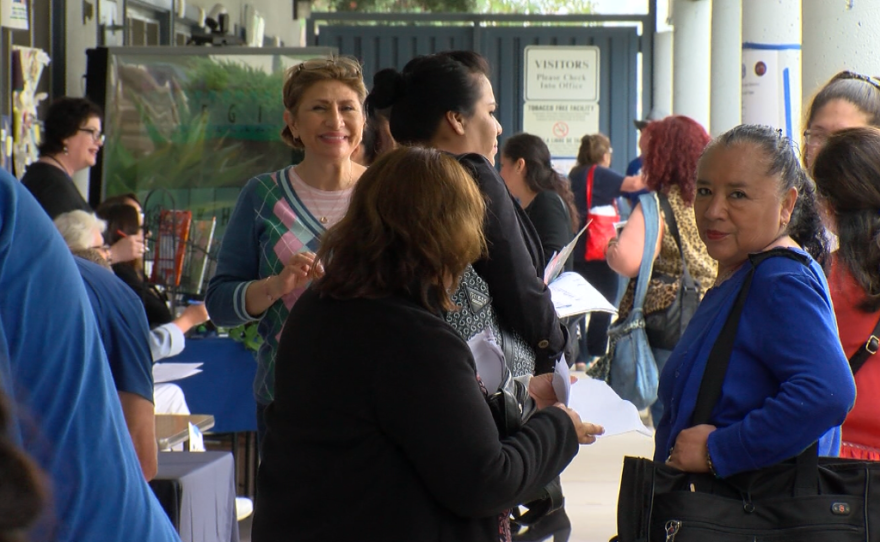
[523,45,601,159]
[524,46,600,102]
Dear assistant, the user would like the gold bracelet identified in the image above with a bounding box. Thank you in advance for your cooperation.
[706,444,719,478]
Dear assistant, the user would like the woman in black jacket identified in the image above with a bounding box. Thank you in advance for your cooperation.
[252,147,602,542]
[367,51,566,377]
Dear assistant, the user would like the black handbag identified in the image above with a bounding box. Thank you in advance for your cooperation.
[616,249,880,542]
[644,195,700,352]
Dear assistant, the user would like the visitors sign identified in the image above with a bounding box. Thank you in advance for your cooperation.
[523,46,601,159]
[525,46,600,102]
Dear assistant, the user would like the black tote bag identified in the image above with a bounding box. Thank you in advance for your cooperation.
[616,249,880,542]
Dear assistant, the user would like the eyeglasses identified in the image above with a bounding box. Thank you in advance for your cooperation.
[89,244,111,253]
[830,70,880,93]
[78,128,105,144]
[294,56,362,77]
[803,129,830,147]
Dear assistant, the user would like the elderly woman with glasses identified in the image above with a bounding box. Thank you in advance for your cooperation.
[206,56,368,450]
[22,96,144,265]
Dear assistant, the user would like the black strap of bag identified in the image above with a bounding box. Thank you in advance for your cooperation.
[848,315,880,375]
[658,194,699,333]
[691,248,820,495]
[692,248,810,423]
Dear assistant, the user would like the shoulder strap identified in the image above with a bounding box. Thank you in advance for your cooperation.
[631,193,662,313]
[848,315,880,375]
[692,248,810,424]
[658,193,698,329]
[657,194,692,277]
[585,165,597,210]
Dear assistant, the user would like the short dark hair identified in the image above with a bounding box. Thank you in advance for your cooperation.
[502,133,578,233]
[38,97,103,156]
[812,126,880,312]
[702,124,827,261]
[314,146,486,312]
[367,50,490,146]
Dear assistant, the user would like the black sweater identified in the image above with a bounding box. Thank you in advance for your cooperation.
[252,290,579,542]
[459,154,566,374]
[21,162,91,219]
[525,190,575,272]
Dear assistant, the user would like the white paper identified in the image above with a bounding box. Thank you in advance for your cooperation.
[549,272,617,318]
[544,222,590,284]
[152,362,203,384]
[467,329,506,393]
[552,356,571,406]
[568,377,653,437]
[187,422,206,452]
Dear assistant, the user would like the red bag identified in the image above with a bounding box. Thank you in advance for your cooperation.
[585,165,620,261]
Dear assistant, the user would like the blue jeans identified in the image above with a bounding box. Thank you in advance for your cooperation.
[649,347,673,426]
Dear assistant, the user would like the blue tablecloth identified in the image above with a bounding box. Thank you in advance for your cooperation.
[167,337,258,433]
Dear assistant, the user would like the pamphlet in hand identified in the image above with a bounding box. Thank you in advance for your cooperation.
[569,377,652,437]
[548,272,617,318]
[152,362,203,383]
[543,221,590,285]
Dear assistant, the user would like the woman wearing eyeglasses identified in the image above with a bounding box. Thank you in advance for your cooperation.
[206,56,367,451]
[22,97,145,265]
[802,71,880,169]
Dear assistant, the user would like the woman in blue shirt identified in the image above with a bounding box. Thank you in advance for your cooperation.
[658,124,855,477]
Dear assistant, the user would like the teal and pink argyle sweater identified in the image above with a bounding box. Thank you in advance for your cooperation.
[207,166,333,405]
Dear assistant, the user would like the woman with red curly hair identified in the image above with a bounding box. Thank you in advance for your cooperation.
[605,115,717,424]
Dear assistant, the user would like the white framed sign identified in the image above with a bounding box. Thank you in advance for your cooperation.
[524,45,600,102]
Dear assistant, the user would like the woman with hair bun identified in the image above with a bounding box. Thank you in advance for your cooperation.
[812,126,880,461]
[368,51,567,378]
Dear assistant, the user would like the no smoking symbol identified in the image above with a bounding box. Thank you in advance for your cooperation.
[553,121,569,138]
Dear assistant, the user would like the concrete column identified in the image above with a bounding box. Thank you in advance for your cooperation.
[672,0,712,131]
[802,0,880,107]
[741,0,801,138]
[711,0,742,136]
[65,0,98,198]
[653,30,674,119]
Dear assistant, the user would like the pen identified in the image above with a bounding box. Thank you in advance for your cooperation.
[117,229,149,252]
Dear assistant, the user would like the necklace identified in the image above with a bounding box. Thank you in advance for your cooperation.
[44,155,72,177]
[713,263,743,287]
[293,161,355,224]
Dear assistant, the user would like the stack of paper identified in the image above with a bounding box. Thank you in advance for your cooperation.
[549,272,617,318]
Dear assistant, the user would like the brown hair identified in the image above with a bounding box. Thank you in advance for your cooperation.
[281,56,366,149]
[575,133,611,167]
[0,391,46,539]
[315,147,486,312]
[812,126,880,311]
